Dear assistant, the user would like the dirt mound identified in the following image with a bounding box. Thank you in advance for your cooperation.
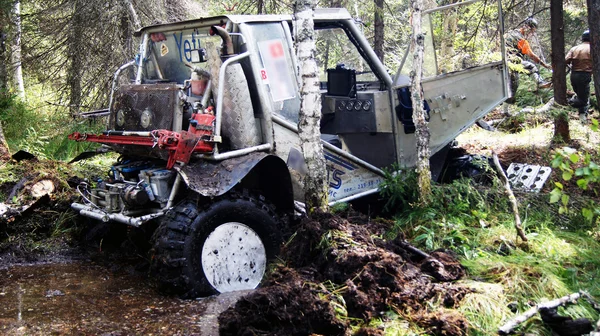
[219,211,471,335]
[219,267,347,336]
[0,158,96,267]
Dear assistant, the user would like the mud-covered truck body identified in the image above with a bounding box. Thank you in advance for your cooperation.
[70,1,508,297]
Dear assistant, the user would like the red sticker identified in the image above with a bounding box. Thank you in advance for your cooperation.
[269,42,284,58]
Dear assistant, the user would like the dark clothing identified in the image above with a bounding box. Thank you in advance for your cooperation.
[570,71,592,115]
[566,42,593,116]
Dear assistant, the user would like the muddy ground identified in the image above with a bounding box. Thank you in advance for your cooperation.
[219,211,471,336]
[0,156,471,335]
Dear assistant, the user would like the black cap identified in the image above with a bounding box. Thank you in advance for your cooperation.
[524,17,538,29]
[582,30,590,42]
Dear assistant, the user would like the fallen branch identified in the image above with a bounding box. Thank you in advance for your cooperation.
[487,118,506,126]
[491,151,528,242]
[498,292,581,334]
[518,97,555,115]
[396,239,430,259]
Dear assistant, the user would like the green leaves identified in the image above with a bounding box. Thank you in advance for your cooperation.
[569,153,580,164]
[550,141,600,221]
[549,188,562,203]
[582,208,594,221]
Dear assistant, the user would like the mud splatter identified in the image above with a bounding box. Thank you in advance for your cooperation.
[220,211,471,335]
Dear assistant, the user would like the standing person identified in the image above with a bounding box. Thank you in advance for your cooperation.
[505,18,552,103]
[566,30,592,124]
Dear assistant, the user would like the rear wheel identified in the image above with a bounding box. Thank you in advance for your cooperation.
[151,191,283,298]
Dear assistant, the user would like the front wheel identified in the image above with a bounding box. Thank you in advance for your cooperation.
[151,192,283,298]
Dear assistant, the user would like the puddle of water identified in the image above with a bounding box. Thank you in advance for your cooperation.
[0,262,249,335]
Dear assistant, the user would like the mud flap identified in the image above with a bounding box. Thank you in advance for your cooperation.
[178,153,294,212]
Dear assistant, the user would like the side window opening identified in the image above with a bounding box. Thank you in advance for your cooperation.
[398,0,504,78]
[144,28,219,84]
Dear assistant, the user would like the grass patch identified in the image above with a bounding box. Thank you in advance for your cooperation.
[0,94,104,161]
[380,168,600,335]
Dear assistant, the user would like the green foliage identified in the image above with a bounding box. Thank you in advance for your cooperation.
[380,167,600,334]
[514,69,555,107]
[0,94,103,160]
[381,168,506,249]
[379,167,420,213]
[461,225,600,335]
[330,202,350,214]
[550,143,600,222]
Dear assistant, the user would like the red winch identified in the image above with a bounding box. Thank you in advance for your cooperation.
[69,113,216,169]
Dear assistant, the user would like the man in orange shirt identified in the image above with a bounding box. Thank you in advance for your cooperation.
[566,30,592,124]
[505,18,552,103]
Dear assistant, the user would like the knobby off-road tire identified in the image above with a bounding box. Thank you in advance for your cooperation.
[151,192,282,298]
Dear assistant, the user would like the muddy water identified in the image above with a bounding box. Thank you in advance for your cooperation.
[0,262,249,335]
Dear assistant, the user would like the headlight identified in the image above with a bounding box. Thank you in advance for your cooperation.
[116,109,125,127]
[140,108,153,128]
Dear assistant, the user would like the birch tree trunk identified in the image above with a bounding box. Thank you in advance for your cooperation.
[293,0,328,213]
[10,0,24,99]
[410,0,432,204]
[124,0,141,30]
[550,0,569,142]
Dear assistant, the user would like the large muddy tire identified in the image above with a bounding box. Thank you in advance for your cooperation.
[151,191,282,298]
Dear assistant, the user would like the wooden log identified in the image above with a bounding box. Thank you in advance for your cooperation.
[498,292,581,334]
[491,151,528,242]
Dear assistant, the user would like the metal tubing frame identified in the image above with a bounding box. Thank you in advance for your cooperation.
[166,173,183,209]
[109,60,136,117]
[71,203,165,227]
[215,51,251,139]
[271,114,384,176]
[195,143,272,161]
[200,79,212,109]
[135,33,150,84]
[328,188,379,206]
[497,0,509,99]
[344,20,393,88]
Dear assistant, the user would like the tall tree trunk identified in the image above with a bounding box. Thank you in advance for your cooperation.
[294,0,328,213]
[410,0,432,204]
[374,0,384,62]
[439,3,458,73]
[257,0,264,14]
[66,0,85,116]
[588,0,600,103]
[0,31,7,92]
[550,0,569,141]
[10,0,24,99]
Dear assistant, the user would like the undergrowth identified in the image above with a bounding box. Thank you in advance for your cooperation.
[0,94,103,160]
[380,170,600,335]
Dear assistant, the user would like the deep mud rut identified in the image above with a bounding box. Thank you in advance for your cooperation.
[0,157,472,335]
[0,262,248,335]
[219,211,471,336]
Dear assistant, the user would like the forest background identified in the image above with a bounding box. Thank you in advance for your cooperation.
[0,0,590,161]
[0,0,599,335]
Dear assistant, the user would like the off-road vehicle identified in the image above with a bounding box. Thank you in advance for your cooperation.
[70,0,508,297]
